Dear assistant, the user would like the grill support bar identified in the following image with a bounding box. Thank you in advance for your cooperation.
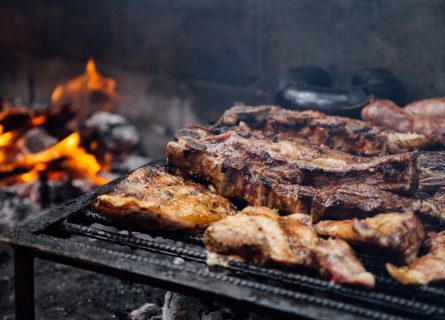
[14,248,35,320]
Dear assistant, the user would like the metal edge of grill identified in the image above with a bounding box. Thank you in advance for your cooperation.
[3,165,445,320]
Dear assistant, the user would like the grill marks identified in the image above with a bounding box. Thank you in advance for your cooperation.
[204,207,375,288]
[217,104,428,156]
[92,165,235,232]
[167,119,440,222]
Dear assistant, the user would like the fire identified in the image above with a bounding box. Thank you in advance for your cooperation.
[0,59,115,188]
[18,132,109,185]
[0,125,14,147]
[51,58,116,111]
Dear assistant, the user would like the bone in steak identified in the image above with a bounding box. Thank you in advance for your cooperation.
[315,212,425,264]
[92,165,235,231]
[216,105,428,156]
[167,129,443,223]
[169,127,419,195]
[386,230,445,285]
[204,206,375,288]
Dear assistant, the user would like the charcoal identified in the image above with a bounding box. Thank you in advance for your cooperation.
[42,104,79,139]
[46,177,93,204]
[0,107,32,132]
[111,154,150,174]
[82,111,140,154]
[17,127,58,154]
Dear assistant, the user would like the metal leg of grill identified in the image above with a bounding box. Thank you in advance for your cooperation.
[14,249,35,320]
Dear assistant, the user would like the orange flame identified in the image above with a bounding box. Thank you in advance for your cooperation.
[0,125,14,147]
[51,58,116,109]
[18,132,109,185]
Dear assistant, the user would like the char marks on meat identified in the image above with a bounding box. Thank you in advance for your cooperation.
[315,212,425,263]
[386,230,445,285]
[205,207,375,288]
[92,165,235,231]
[167,125,444,223]
[217,105,428,156]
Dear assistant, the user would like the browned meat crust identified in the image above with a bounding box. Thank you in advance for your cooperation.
[315,212,425,264]
[169,127,419,195]
[92,165,235,231]
[386,231,445,285]
[418,151,445,192]
[362,99,445,143]
[405,98,445,119]
[204,207,375,288]
[167,128,443,223]
[217,104,428,156]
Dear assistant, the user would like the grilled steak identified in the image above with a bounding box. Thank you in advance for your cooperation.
[386,230,445,285]
[418,151,445,192]
[167,128,443,223]
[205,207,375,288]
[92,165,235,231]
[216,104,428,156]
[168,128,419,195]
[315,212,425,263]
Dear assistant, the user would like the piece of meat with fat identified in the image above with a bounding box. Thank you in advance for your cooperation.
[167,130,444,223]
[386,230,445,285]
[315,212,425,263]
[92,165,235,232]
[169,128,419,195]
[216,104,428,156]
[204,207,375,288]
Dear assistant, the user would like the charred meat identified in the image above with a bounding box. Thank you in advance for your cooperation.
[315,212,425,263]
[92,165,235,231]
[386,230,445,285]
[168,127,419,195]
[216,104,428,156]
[204,207,375,288]
[167,129,442,223]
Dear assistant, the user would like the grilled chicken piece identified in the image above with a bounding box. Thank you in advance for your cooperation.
[216,104,428,156]
[204,207,375,288]
[386,231,445,285]
[315,212,425,263]
[92,165,235,231]
[205,207,318,266]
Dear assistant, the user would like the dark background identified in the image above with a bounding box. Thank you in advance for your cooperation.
[1,0,444,156]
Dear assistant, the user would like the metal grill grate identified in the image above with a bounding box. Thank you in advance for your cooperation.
[4,177,445,320]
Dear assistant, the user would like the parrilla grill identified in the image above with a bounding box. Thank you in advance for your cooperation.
[3,173,445,320]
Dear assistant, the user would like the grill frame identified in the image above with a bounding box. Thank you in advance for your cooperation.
[3,166,445,320]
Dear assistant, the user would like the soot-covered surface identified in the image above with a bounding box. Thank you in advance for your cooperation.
[0,242,165,320]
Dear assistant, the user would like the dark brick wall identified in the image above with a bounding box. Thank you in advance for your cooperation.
[1,0,445,155]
